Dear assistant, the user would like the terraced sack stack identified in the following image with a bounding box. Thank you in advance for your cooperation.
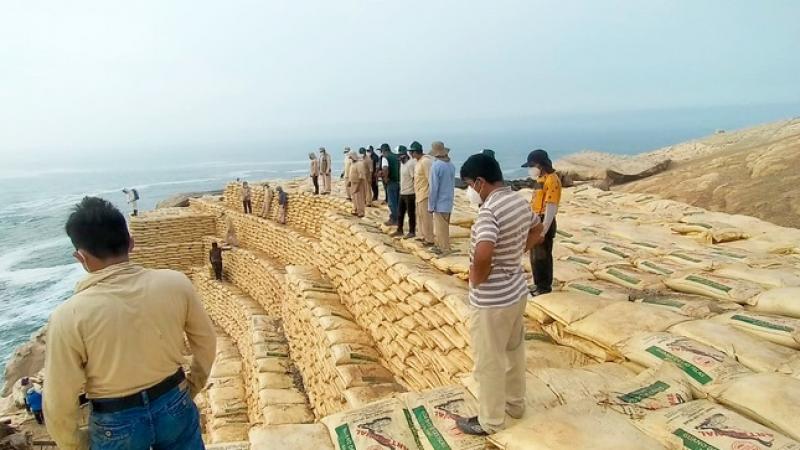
[282,265,403,418]
[202,335,249,443]
[129,208,216,273]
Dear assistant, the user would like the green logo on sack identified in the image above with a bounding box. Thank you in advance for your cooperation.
[688,222,713,229]
[602,246,628,258]
[556,230,574,238]
[618,381,670,403]
[641,261,673,275]
[712,250,746,259]
[671,253,702,263]
[731,314,794,332]
[567,256,592,265]
[335,424,357,450]
[404,408,425,450]
[412,406,451,450]
[642,297,684,308]
[350,353,379,363]
[570,284,602,296]
[686,275,731,293]
[632,241,658,249]
[607,268,640,285]
[646,346,712,385]
[525,332,553,342]
[673,429,720,450]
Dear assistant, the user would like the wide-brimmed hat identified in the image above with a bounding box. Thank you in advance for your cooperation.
[379,143,391,153]
[397,145,408,156]
[429,141,447,157]
[521,149,552,168]
[409,141,423,153]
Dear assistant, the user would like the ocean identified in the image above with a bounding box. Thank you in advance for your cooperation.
[2,104,797,381]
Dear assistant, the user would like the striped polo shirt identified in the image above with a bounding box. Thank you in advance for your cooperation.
[469,187,539,308]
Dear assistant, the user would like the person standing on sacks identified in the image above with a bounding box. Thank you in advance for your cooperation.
[359,147,373,207]
[319,147,332,194]
[347,151,366,217]
[456,153,544,436]
[521,149,561,296]
[428,141,455,255]
[409,141,434,246]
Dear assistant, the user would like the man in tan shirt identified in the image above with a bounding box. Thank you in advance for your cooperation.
[359,147,373,207]
[44,197,216,450]
[309,152,320,195]
[347,152,366,217]
[410,141,434,245]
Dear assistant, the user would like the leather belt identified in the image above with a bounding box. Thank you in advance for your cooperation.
[90,369,185,413]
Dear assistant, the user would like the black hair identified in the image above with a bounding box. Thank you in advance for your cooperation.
[212,242,218,247]
[65,197,131,259]
[459,153,503,183]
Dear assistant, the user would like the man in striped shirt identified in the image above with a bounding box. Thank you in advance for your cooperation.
[456,153,544,436]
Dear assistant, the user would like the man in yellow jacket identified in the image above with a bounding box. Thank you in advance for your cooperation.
[44,197,216,450]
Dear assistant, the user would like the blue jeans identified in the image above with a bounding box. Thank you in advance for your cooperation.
[89,384,204,450]
[386,181,400,223]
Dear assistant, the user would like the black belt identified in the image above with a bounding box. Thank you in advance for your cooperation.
[90,369,185,413]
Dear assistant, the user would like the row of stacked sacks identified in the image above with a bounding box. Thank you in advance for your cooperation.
[282,265,405,418]
[200,237,287,316]
[317,211,475,390]
[190,197,320,267]
[196,333,250,444]
[223,182,351,234]
[191,270,314,426]
[129,241,205,273]
[129,208,218,247]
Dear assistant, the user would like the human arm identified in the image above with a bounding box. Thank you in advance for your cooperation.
[525,215,545,252]
[428,164,440,212]
[541,203,558,235]
[43,310,87,450]
[470,241,495,286]
[184,285,217,397]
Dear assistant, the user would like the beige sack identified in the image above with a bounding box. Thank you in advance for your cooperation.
[489,400,667,450]
[715,264,800,288]
[634,293,741,319]
[619,332,752,396]
[712,311,800,349]
[600,363,692,411]
[750,287,800,318]
[594,265,665,290]
[321,397,422,450]
[634,399,800,450]
[405,385,486,450]
[563,279,631,301]
[566,302,689,350]
[669,319,800,374]
[532,291,622,326]
[716,373,800,442]
[664,272,763,304]
[249,424,334,450]
[531,364,634,405]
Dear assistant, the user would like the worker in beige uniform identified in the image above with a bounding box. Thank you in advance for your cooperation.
[358,147,373,207]
[342,147,352,200]
[347,152,366,217]
[44,197,216,450]
[309,152,320,195]
[319,147,332,195]
[261,183,273,219]
[456,153,543,436]
[409,141,435,246]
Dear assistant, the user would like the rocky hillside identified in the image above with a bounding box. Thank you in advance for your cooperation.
[617,118,800,228]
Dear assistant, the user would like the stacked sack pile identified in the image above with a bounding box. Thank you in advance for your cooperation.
[191,270,314,426]
[282,265,403,418]
[317,211,474,391]
[224,182,351,234]
[200,334,250,444]
[128,208,216,273]
[191,198,320,267]
[201,237,286,316]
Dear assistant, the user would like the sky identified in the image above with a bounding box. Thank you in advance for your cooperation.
[1,0,799,165]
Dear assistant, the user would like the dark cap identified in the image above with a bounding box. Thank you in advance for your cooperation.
[397,145,408,156]
[358,147,367,154]
[409,141,423,153]
[521,149,552,168]
[379,143,391,153]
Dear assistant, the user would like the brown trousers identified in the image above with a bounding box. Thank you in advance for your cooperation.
[433,212,451,252]
[350,181,365,216]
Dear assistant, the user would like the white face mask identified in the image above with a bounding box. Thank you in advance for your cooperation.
[529,167,541,178]
[466,182,484,206]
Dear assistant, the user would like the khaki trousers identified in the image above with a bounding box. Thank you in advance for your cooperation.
[278,205,287,224]
[322,173,332,193]
[350,181,365,216]
[362,177,371,206]
[261,191,273,218]
[469,298,527,433]
[416,200,434,244]
[433,212,451,252]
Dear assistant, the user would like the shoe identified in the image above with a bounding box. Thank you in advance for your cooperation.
[384,220,397,226]
[391,231,403,237]
[455,417,489,436]
[506,404,525,420]
[529,288,552,297]
[404,232,416,239]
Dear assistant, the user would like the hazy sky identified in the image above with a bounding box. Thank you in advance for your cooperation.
[2,0,799,162]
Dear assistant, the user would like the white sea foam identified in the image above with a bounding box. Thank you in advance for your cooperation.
[0,237,69,272]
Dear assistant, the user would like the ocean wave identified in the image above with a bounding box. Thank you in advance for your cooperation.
[0,237,69,272]
[132,177,222,190]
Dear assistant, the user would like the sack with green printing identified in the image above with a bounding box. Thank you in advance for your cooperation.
[633,258,687,277]
[321,397,423,450]
[600,363,692,411]
[716,372,800,442]
[715,264,800,288]
[404,385,485,450]
[619,332,752,397]
[532,291,622,326]
[663,251,718,270]
[669,319,800,374]
[712,311,800,349]
[634,399,800,450]
[594,265,665,290]
[664,272,763,304]
[563,279,631,301]
[634,293,741,319]
[750,287,800,318]
[489,400,667,450]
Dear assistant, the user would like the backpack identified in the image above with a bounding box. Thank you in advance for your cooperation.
[131,189,140,201]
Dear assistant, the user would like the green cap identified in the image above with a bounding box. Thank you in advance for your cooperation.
[409,141,423,153]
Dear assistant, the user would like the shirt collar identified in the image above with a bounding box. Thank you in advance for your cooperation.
[74,261,141,294]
